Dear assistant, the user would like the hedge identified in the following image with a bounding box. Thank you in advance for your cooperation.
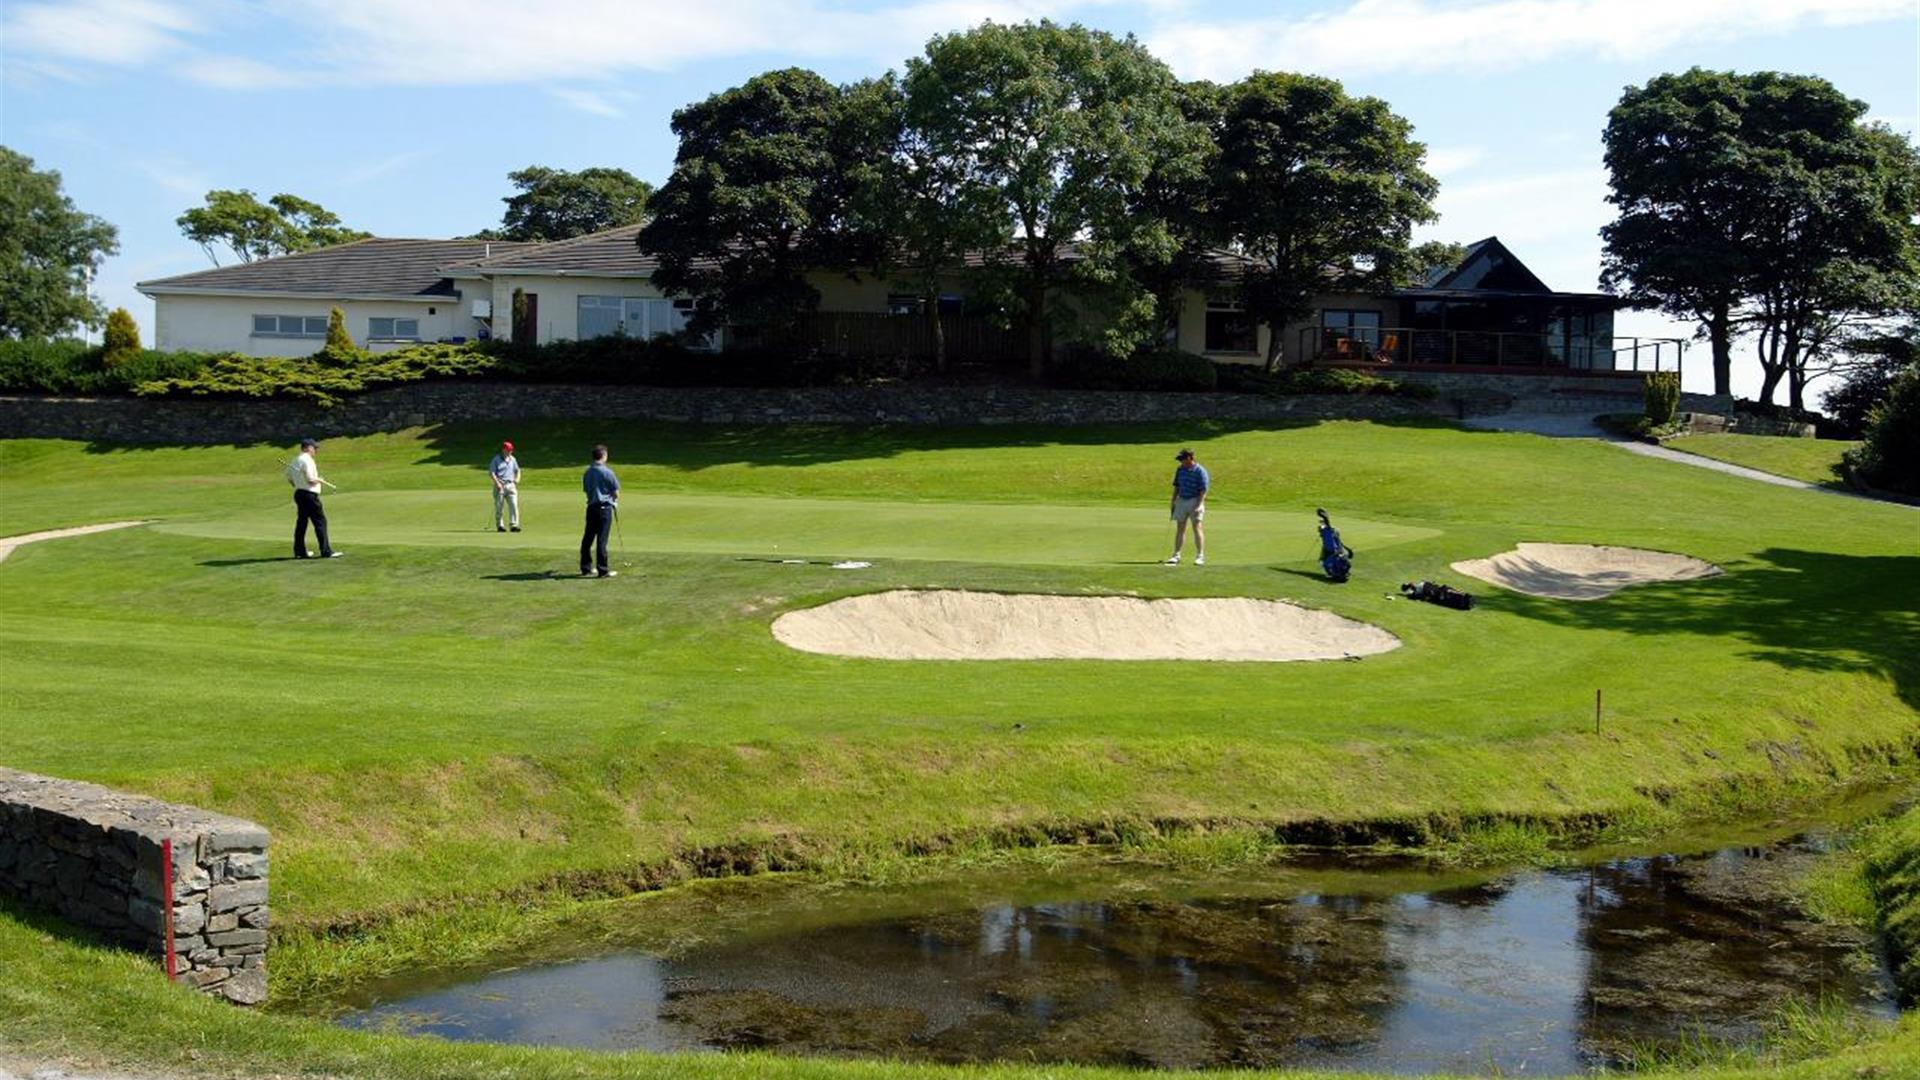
[0,339,216,395]
[6,334,1427,406]
[1843,366,1920,496]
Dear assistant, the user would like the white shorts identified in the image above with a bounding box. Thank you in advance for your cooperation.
[1173,496,1206,523]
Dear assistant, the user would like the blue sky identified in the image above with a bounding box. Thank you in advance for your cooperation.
[3,0,1915,395]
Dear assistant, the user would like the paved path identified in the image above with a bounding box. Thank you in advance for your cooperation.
[1464,409,1915,508]
[0,521,150,565]
[1610,439,1820,489]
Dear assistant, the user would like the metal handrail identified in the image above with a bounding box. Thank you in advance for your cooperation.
[1300,326,1686,375]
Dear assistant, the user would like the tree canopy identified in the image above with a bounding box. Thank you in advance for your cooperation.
[0,147,119,340]
[637,68,885,337]
[904,21,1209,373]
[1603,68,1920,403]
[177,190,369,266]
[488,166,653,242]
[1200,72,1437,368]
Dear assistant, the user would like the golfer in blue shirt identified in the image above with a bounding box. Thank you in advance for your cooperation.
[1166,447,1209,566]
[580,444,620,578]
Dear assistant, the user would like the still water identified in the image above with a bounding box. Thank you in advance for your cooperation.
[338,838,1896,1074]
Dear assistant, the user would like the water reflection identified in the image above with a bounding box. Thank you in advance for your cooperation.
[341,841,1894,1074]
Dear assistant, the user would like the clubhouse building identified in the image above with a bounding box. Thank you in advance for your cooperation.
[137,230,1681,377]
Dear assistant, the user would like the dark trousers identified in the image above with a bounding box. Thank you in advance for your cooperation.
[580,503,612,574]
[294,489,332,557]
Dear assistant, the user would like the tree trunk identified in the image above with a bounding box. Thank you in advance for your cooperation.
[1708,302,1733,398]
[929,299,946,375]
[1026,277,1047,379]
[1757,364,1785,405]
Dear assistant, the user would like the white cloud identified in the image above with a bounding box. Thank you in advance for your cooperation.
[132,156,211,197]
[2,0,197,66]
[547,87,631,118]
[1149,0,1916,81]
[342,148,435,185]
[1423,145,1486,177]
[177,0,1066,88]
[179,53,303,89]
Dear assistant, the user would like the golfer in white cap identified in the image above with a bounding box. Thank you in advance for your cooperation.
[1165,447,1208,566]
[287,437,340,559]
[489,440,521,532]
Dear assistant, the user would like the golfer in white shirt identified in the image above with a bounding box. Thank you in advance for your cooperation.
[489,440,522,532]
[286,437,340,559]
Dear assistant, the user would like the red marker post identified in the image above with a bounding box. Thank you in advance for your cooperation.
[160,837,177,982]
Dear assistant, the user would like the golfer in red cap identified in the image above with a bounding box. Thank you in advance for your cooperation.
[488,440,521,532]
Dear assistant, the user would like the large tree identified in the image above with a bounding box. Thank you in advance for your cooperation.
[1603,70,1920,402]
[1741,122,1920,410]
[0,147,119,340]
[490,166,653,242]
[1200,72,1437,369]
[637,68,885,337]
[905,21,1209,374]
[845,74,1010,370]
[177,190,368,265]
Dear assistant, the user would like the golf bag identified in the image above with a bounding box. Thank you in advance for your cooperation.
[1316,508,1354,583]
[1401,580,1475,611]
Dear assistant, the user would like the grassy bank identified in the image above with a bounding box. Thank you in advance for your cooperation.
[1663,433,1858,486]
[2,417,1917,1076]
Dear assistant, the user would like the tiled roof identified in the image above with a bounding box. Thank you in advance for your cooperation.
[448,224,675,275]
[137,238,535,298]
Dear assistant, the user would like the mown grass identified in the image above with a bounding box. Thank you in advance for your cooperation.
[1,417,1918,1077]
[1663,433,1859,486]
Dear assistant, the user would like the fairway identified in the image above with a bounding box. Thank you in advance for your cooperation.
[2,417,1918,1078]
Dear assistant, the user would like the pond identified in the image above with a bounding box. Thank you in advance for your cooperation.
[335,831,1897,1074]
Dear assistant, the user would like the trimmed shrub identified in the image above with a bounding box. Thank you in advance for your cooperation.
[0,338,213,395]
[1843,366,1920,495]
[137,342,500,407]
[1644,371,1681,427]
[102,309,140,365]
[1053,347,1218,392]
[1214,362,1414,397]
[323,307,355,355]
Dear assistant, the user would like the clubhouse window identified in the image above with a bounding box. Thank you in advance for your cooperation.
[1204,301,1256,354]
[251,314,329,338]
[367,317,421,341]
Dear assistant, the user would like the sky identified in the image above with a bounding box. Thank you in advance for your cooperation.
[2,0,1916,397]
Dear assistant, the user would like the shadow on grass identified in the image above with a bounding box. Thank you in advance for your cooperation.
[0,893,128,956]
[405,417,1469,472]
[199,556,302,567]
[1493,548,1920,712]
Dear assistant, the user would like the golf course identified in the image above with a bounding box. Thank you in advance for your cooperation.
[2,416,1918,1078]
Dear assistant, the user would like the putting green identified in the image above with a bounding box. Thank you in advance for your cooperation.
[154,490,1442,567]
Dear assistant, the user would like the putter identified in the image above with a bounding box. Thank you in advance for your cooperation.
[613,502,629,567]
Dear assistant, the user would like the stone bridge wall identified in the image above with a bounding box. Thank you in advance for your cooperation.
[0,768,269,1003]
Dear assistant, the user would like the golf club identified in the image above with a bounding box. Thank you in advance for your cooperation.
[277,459,338,491]
[613,502,630,567]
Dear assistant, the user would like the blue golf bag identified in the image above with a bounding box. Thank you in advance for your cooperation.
[1316,508,1353,583]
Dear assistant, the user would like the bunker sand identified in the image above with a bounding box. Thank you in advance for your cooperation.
[1452,543,1721,601]
[0,521,150,565]
[772,589,1401,662]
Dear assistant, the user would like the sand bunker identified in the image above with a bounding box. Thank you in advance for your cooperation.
[1451,543,1721,601]
[0,521,149,565]
[771,589,1401,662]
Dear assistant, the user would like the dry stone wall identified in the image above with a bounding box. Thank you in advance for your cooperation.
[0,372,1707,445]
[0,768,269,1004]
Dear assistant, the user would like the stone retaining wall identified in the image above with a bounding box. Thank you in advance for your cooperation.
[0,382,1451,444]
[1680,411,1818,438]
[0,768,269,1004]
[0,371,1709,444]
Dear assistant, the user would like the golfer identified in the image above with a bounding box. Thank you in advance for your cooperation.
[580,444,620,578]
[286,437,340,559]
[489,440,522,532]
[1165,447,1208,566]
